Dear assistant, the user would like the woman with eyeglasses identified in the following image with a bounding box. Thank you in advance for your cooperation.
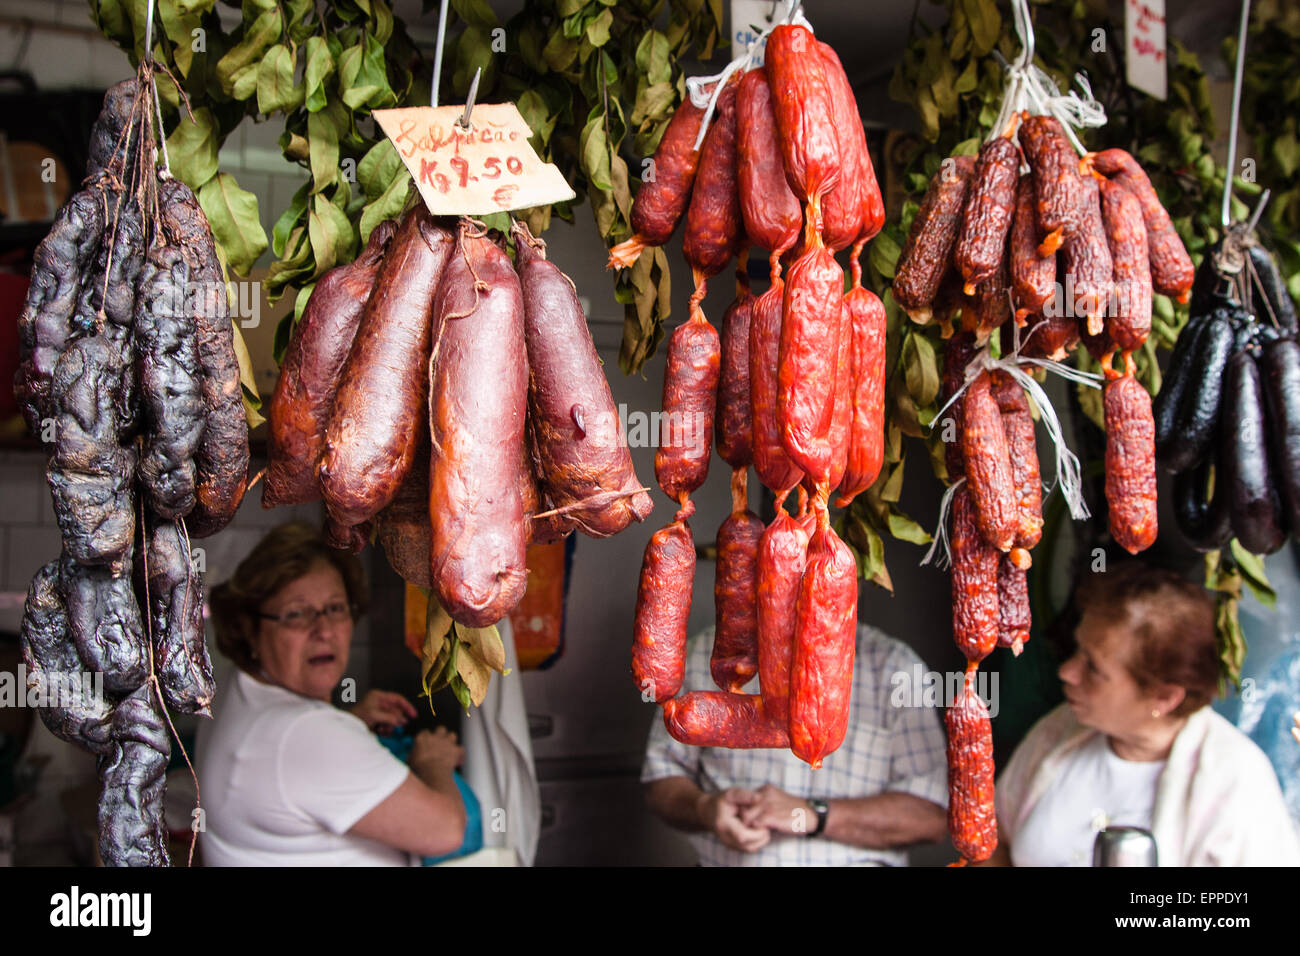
[197,522,465,865]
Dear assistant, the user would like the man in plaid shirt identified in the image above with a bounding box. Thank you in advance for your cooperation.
[641,624,948,866]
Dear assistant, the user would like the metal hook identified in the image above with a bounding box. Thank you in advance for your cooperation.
[432,0,449,107]
[1245,187,1271,235]
[144,0,156,62]
[1222,0,1252,228]
[458,67,482,129]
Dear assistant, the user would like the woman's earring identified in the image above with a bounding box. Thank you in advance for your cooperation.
[1151,709,1160,718]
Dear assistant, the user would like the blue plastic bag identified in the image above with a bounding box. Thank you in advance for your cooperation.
[376,729,483,864]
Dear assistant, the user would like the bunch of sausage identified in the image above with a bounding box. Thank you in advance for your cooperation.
[1163,235,1300,556]
[614,25,886,769]
[266,210,652,628]
[894,115,1195,863]
[14,78,248,866]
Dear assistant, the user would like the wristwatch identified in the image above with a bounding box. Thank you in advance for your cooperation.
[807,798,829,838]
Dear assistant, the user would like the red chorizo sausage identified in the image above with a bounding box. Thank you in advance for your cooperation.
[711,470,764,693]
[428,223,529,627]
[320,207,452,528]
[1098,177,1152,352]
[715,266,756,470]
[807,296,854,496]
[836,286,887,506]
[662,691,789,748]
[996,554,1031,655]
[756,509,811,725]
[736,66,802,263]
[765,25,842,220]
[788,517,858,769]
[946,667,997,863]
[654,309,720,501]
[749,279,803,493]
[818,41,885,250]
[683,75,743,279]
[264,220,396,508]
[632,505,696,702]
[991,371,1043,551]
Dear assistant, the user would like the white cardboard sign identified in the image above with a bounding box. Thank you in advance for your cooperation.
[1125,0,1168,102]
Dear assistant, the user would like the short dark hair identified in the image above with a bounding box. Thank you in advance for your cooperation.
[209,522,369,675]
[1074,562,1219,716]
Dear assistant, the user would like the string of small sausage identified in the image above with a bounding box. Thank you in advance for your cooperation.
[617,19,887,769]
[895,93,1194,861]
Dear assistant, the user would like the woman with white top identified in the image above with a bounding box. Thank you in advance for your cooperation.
[989,562,1300,867]
[197,522,465,866]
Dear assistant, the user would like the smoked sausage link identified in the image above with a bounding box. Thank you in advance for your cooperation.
[715,278,756,470]
[788,522,858,769]
[1091,148,1194,298]
[1019,114,1085,256]
[655,313,720,500]
[264,220,396,508]
[711,492,764,693]
[662,691,789,748]
[894,157,976,318]
[683,76,743,278]
[818,41,885,249]
[960,371,1018,551]
[428,226,529,627]
[765,25,842,209]
[1098,177,1152,351]
[1010,173,1057,321]
[991,371,1043,550]
[750,280,803,493]
[951,485,1000,664]
[514,223,653,536]
[756,511,810,725]
[321,207,452,529]
[736,67,802,257]
[955,137,1021,294]
[630,96,707,246]
[946,669,997,863]
[836,286,887,505]
[632,513,696,702]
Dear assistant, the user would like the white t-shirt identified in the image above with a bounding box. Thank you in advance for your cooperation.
[196,669,413,866]
[1006,734,1165,867]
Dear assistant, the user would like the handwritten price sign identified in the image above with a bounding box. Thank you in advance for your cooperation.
[373,103,575,216]
[1125,0,1167,101]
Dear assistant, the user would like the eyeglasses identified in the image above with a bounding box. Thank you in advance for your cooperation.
[258,600,353,631]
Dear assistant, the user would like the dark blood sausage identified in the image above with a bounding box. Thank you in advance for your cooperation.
[818,41,885,250]
[60,554,148,695]
[1248,243,1298,334]
[712,472,764,692]
[428,227,529,628]
[321,208,452,529]
[788,520,858,769]
[955,136,1021,295]
[836,287,887,506]
[991,371,1043,551]
[951,484,1000,663]
[941,331,978,479]
[960,370,1018,552]
[749,280,803,493]
[1223,351,1286,555]
[1091,148,1194,299]
[1010,174,1057,322]
[736,66,802,260]
[1061,175,1112,337]
[1152,312,1210,453]
[682,75,742,278]
[1099,178,1152,351]
[1104,375,1159,555]
[715,272,756,470]
[87,78,141,177]
[1019,114,1085,256]
[756,510,810,725]
[894,157,976,321]
[779,244,845,487]
[662,692,789,748]
[996,554,1031,655]
[263,220,396,508]
[1173,450,1233,552]
[134,246,205,519]
[19,561,114,755]
[946,669,997,864]
[144,520,215,716]
[88,189,146,338]
[98,684,171,868]
[765,24,842,215]
[158,177,250,538]
[14,188,105,436]
[1261,337,1300,533]
[655,311,720,501]
[632,510,696,702]
[1162,310,1233,473]
[514,223,653,536]
[607,92,707,268]
[47,334,136,571]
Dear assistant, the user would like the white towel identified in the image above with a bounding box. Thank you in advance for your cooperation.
[459,616,540,866]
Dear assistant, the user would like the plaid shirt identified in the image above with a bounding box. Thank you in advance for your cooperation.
[641,624,948,866]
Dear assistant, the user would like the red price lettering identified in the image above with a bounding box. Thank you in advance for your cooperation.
[450,155,473,187]
[492,184,519,207]
[434,172,451,194]
[483,156,502,179]
[506,156,524,175]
